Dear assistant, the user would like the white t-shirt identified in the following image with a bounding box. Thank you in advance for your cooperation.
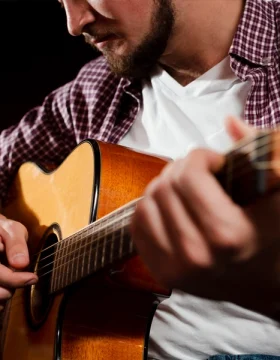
[119,57,280,359]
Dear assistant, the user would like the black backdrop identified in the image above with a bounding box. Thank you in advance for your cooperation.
[0,0,95,131]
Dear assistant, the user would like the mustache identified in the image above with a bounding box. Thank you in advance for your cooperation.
[83,28,120,44]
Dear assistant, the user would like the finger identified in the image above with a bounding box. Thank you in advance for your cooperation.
[0,219,29,269]
[145,175,214,270]
[171,150,257,260]
[0,287,13,302]
[131,195,177,285]
[0,263,37,288]
[225,116,256,142]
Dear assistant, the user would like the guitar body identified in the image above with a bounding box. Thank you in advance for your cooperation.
[0,140,167,360]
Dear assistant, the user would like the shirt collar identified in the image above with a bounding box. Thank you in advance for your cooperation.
[124,0,276,91]
[230,0,276,67]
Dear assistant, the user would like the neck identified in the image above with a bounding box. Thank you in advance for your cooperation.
[159,0,246,86]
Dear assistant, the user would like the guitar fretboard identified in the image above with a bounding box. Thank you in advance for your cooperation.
[49,200,138,293]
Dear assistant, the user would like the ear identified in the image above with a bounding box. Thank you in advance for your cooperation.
[225,116,256,142]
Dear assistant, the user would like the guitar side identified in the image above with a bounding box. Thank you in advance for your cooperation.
[1,140,167,360]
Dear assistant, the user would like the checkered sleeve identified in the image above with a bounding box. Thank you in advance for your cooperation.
[0,81,77,202]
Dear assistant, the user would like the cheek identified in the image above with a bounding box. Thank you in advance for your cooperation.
[120,8,154,40]
[95,0,153,26]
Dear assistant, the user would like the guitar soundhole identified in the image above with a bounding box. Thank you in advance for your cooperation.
[27,225,61,328]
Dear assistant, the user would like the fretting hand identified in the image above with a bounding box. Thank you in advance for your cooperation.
[131,117,280,316]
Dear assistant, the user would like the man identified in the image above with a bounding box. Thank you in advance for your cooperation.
[1,0,280,358]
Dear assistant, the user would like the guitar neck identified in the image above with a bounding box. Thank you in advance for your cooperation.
[217,131,280,205]
[49,199,139,293]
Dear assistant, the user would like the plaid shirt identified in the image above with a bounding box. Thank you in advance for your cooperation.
[0,0,280,200]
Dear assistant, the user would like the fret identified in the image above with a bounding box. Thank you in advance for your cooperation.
[62,236,70,288]
[51,240,65,293]
[59,239,69,291]
[105,225,116,266]
[86,232,93,276]
[102,219,108,269]
[52,241,61,292]
[84,232,95,277]
[93,222,100,272]
[119,209,124,259]
[70,234,78,285]
[110,227,115,263]
[104,231,112,266]
[103,219,120,266]
[78,231,86,281]
[54,241,64,290]
[87,230,94,275]
[74,232,82,283]
[49,200,139,293]
[96,220,106,271]
[113,228,122,262]
[50,242,59,293]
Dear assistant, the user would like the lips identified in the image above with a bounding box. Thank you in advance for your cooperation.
[94,34,115,44]
[87,33,119,49]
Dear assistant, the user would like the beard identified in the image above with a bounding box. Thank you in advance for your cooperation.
[84,0,175,78]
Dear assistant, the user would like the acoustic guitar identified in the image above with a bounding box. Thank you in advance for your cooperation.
[0,132,278,359]
[0,140,169,360]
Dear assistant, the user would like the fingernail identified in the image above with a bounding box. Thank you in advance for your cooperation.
[12,253,27,266]
[25,278,37,286]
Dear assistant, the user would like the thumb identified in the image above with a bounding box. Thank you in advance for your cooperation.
[226,116,256,142]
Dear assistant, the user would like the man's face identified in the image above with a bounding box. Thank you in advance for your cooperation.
[62,0,175,78]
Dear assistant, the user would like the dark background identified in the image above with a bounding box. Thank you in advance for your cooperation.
[0,0,95,131]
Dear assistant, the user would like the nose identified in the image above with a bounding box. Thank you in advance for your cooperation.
[64,0,96,36]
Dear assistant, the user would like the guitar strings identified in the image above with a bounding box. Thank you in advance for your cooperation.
[6,133,280,284]
[40,235,133,281]
[30,139,280,281]
[9,135,275,289]
[8,230,134,309]
[27,132,278,273]
[26,134,278,274]
[28,200,138,271]
[35,212,134,276]
[7,132,280,309]
[3,208,137,307]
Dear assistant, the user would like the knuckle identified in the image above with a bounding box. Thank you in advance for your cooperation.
[161,161,175,177]
[144,176,160,196]
[178,237,214,270]
[210,224,242,253]
[186,148,205,165]
[145,176,171,200]
[186,248,213,270]
[176,168,189,186]
[174,168,197,193]
[3,220,28,241]
[153,178,170,199]
[9,276,25,289]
